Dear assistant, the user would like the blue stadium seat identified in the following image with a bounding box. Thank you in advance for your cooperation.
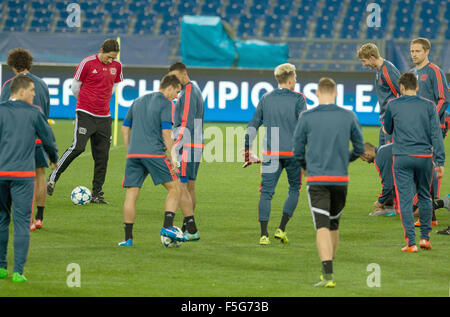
[200,1,220,16]
[224,2,245,18]
[4,16,26,32]
[6,0,23,10]
[54,18,80,33]
[177,1,197,16]
[160,14,182,36]
[33,9,53,19]
[133,12,156,34]
[104,1,128,14]
[107,19,129,35]
[288,42,308,58]
[301,63,326,71]
[262,15,283,38]
[249,0,268,16]
[288,16,308,38]
[237,14,257,37]
[314,17,334,38]
[81,19,103,33]
[418,17,440,39]
[327,63,349,72]
[273,3,293,17]
[85,10,106,20]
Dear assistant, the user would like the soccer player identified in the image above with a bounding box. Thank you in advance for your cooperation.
[47,39,123,204]
[357,43,401,146]
[0,76,58,282]
[293,77,364,287]
[168,62,203,240]
[410,38,449,139]
[360,143,396,217]
[118,74,191,246]
[383,73,445,252]
[245,63,307,245]
[0,48,51,231]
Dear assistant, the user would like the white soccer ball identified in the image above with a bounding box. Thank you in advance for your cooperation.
[160,226,183,248]
[71,186,92,205]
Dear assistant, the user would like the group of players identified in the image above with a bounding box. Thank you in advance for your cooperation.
[243,37,449,287]
[0,37,448,287]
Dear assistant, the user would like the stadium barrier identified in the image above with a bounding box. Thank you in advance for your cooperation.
[1,63,449,125]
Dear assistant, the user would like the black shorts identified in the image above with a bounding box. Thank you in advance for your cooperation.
[307,185,347,230]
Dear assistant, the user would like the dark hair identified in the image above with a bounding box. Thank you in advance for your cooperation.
[7,48,33,72]
[364,142,376,152]
[169,62,187,73]
[101,39,120,53]
[160,74,182,90]
[10,75,34,94]
[318,77,337,94]
[398,72,417,91]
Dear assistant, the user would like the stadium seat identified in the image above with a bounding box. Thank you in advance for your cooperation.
[273,3,293,17]
[224,2,245,18]
[4,16,26,32]
[262,15,283,38]
[288,16,309,38]
[200,1,220,16]
[237,14,257,37]
[288,41,308,59]
[81,19,103,34]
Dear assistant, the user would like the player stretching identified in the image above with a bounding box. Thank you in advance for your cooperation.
[0,49,51,231]
[293,78,364,287]
[47,39,123,204]
[245,63,307,245]
[118,75,189,246]
[169,62,203,241]
[357,43,401,146]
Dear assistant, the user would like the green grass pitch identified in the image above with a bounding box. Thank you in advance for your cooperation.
[2,120,450,297]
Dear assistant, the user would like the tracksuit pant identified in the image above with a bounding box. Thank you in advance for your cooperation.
[0,180,34,275]
[258,157,302,222]
[49,111,112,196]
[393,155,433,246]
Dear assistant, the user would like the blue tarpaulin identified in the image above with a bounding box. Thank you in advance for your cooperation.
[180,16,237,68]
[180,16,289,69]
[236,39,289,69]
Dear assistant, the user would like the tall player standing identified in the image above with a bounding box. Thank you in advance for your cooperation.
[47,39,123,204]
[410,38,449,227]
[168,62,203,241]
[0,48,51,231]
[357,43,401,146]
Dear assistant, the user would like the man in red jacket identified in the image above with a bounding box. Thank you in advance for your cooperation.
[47,39,123,204]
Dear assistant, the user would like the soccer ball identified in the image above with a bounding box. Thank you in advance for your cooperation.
[160,226,183,248]
[71,186,92,205]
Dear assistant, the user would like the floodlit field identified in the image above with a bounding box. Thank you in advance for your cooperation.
[3,121,450,297]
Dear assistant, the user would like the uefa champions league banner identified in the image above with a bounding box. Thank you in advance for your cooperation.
[5,64,447,126]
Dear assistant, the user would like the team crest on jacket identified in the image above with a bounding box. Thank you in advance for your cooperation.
[420,74,428,81]
[110,68,117,75]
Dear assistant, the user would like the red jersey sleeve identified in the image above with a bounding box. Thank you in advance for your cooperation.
[74,57,93,82]
[114,61,123,84]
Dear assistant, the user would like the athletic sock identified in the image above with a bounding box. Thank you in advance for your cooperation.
[163,211,175,228]
[124,223,133,241]
[260,221,268,237]
[322,260,333,276]
[36,206,44,221]
[184,216,197,234]
[279,213,290,231]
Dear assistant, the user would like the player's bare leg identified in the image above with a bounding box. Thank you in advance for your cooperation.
[330,230,339,259]
[187,180,196,211]
[314,228,336,287]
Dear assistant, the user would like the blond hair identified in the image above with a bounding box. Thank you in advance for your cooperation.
[274,63,296,84]
[357,43,380,59]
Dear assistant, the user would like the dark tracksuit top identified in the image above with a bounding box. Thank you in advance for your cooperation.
[411,63,450,137]
[172,81,204,152]
[384,95,445,166]
[293,104,365,186]
[246,88,307,158]
[375,60,401,124]
[374,143,394,205]
[0,100,58,179]
[1,72,51,159]
[123,92,173,156]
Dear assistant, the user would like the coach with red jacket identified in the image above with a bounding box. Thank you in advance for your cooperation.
[47,39,123,204]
